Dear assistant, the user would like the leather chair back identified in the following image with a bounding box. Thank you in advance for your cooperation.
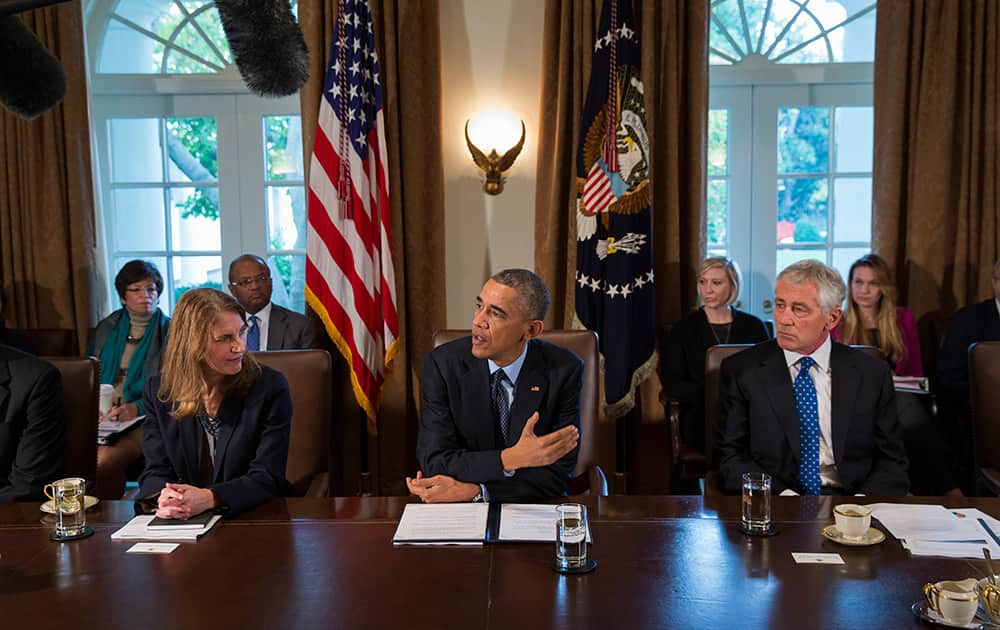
[970,341,1000,491]
[45,356,99,486]
[703,344,753,468]
[19,329,78,356]
[431,330,607,496]
[252,350,332,497]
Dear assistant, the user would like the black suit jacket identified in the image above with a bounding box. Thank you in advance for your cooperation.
[663,307,769,449]
[139,366,293,515]
[0,345,65,503]
[267,304,319,350]
[936,298,1000,400]
[715,339,909,495]
[417,337,582,502]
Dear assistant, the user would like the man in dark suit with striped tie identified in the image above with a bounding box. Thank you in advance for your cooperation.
[715,260,909,496]
[409,269,581,503]
[227,255,318,351]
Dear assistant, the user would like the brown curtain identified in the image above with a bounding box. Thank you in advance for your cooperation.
[299,0,446,495]
[0,3,98,351]
[873,0,1000,357]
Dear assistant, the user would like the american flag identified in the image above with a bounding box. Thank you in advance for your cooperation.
[306,0,399,427]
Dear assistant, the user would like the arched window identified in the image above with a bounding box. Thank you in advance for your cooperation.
[707,0,876,318]
[86,0,306,314]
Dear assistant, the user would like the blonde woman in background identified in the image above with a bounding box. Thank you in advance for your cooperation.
[663,257,769,456]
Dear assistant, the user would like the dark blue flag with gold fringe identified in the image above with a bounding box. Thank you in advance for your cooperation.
[574,0,656,418]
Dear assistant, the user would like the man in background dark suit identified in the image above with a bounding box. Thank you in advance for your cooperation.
[409,269,581,503]
[716,260,909,496]
[227,254,318,350]
[935,258,1000,492]
[0,344,65,502]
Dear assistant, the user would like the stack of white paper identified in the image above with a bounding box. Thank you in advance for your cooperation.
[110,514,221,542]
[497,504,593,543]
[392,503,489,546]
[97,416,144,445]
[869,503,1000,558]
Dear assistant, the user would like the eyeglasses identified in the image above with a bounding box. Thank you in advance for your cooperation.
[125,285,158,295]
[228,273,271,288]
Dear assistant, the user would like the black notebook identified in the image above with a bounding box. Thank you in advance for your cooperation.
[148,511,216,530]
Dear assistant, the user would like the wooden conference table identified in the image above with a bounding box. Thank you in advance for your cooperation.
[1,496,997,629]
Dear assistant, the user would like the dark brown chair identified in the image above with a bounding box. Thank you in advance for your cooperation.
[970,341,1000,495]
[18,328,78,357]
[657,324,706,488]
[431,330,608,496]
[252,350,332,497]
[45,356,99,489]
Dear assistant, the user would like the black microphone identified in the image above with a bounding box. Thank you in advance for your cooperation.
[215,0,309,97]
[0,14,66,119]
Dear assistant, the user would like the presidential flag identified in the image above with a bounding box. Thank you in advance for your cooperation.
[575,0,656,418]
[306,0,399,427]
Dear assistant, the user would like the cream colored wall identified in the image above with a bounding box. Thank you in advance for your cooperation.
[439,0,544,328]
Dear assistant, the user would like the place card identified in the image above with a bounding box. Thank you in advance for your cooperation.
[126,542,179,554]
[791,552,844,564]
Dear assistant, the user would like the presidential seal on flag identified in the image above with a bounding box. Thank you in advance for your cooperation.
[574,0,656,419]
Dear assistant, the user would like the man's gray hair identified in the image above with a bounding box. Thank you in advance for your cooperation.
[490,268,550,321]
[777,259,846,314]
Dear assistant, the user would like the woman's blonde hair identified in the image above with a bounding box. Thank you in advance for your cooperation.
[697,256,742,306]
[158,288,260,419]
[841,254,905,364]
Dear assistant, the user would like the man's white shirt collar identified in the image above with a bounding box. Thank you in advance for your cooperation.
[488,341,529,385]
[782,333,833,373]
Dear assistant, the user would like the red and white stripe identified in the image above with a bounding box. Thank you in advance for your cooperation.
[306,91,398,424]
[583,161,615,215]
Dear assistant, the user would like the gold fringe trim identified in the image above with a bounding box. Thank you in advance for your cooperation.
[306,285,400,436]
[570,314,658,421]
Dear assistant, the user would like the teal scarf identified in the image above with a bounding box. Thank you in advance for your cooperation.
[99,309,161,412]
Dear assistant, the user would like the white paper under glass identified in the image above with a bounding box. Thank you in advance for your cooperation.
[741,472,771,533]
[555,503,588,570]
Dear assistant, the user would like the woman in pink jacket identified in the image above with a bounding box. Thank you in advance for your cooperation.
[833,253,922,376]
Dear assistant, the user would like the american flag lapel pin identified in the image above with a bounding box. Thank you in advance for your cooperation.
[531,386,540,392]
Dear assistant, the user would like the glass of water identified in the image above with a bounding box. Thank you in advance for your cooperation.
[44,477,87,538]
[741,472,771,533]
[555,503,588,570]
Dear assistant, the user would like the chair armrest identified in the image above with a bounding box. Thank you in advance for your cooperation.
[304,472,330,498]
[982,467,1000,496]
[659,394,681,463]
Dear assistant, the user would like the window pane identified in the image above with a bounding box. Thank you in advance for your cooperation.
[170,21,224,68]
[267,187,307,250]
[835,107,873,172]
[777,178,828,243]
[776,248,826,276]
[113,0,178,31]
[162,47,217,74]
[99,20,161,73]
[112,188,166,251]
[193,10,232,65]
[166,117,218,182]
[707,179,728,248]
[265,116,305,181]
[109,118,163,183]
[832,8,876,63]
[172,256,223,308]
[710,8,745,60]
[269,255,306,314]
[708,109,728,176]
[832,247,871,287]
[832,177,872,242]
[778,107,830,174]
[169,187,221,250]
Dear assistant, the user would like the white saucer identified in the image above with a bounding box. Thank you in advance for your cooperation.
[821,524,885,546]
[40,495,99,514]
[911,601,988,629]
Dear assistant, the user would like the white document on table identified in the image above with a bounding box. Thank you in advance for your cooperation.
[868,503,985,541]
[110,514,221,542]
[497,504,593,543]
[392,503,488,546]
[902,539,1000,559]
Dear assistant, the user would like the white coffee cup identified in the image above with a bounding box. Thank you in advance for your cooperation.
[924,579,980,626]
[833,503,872,540]
[98,384,114,416]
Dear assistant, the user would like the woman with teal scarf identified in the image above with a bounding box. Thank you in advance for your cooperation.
[87,260,170,498]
